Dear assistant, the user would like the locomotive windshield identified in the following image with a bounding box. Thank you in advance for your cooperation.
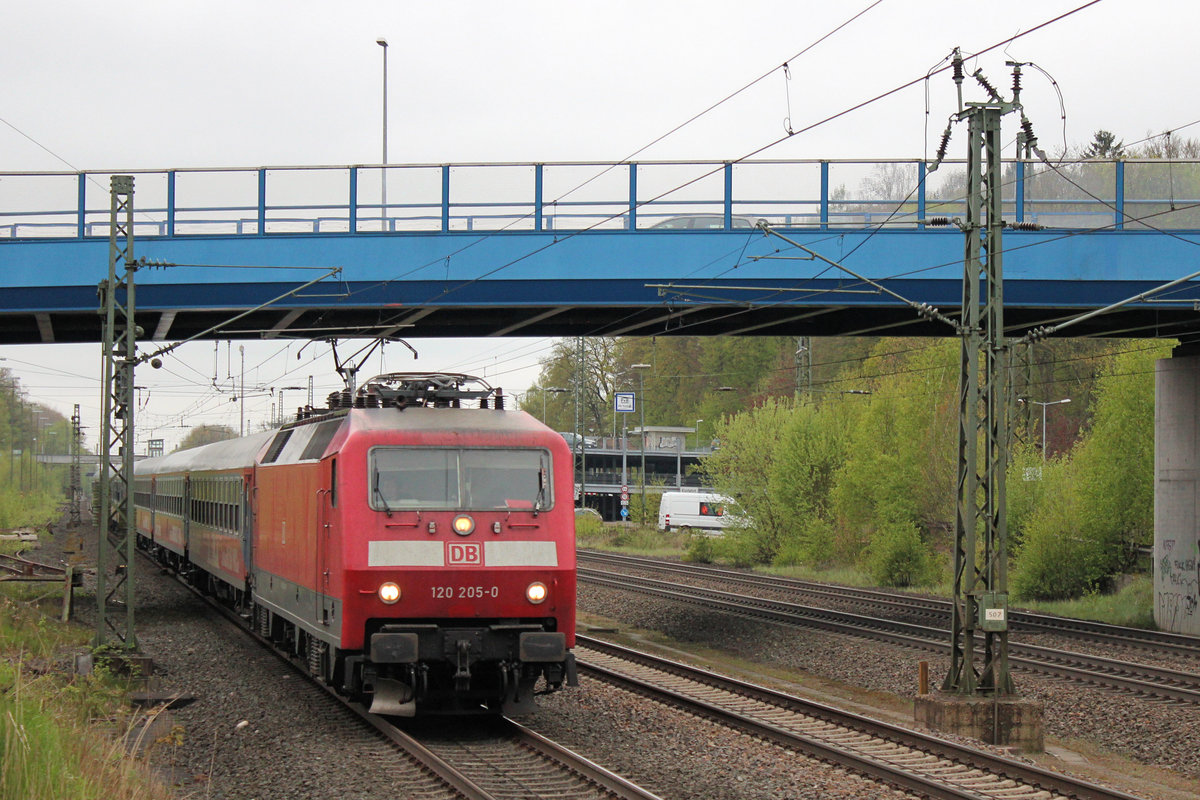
[370,447,552,511]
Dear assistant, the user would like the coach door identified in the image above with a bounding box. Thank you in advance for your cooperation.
[240,475,253,573]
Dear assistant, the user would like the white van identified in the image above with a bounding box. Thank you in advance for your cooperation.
[657,491,739,533]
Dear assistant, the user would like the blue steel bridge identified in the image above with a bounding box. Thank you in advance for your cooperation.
[0,158,1198,345]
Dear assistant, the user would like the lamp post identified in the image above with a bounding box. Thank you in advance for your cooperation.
[376,37,389,229]
[632,363,651,522]
[1033,398,1071,461]
[239,345,245,437]
[541,386,568,423]
[693,418,703,450]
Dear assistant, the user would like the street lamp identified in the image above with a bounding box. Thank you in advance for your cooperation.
[632,363,651,522]
[540,386,568,423]
[1032,398,1071,462]
[693,418,703,450]
[377,37,389,229]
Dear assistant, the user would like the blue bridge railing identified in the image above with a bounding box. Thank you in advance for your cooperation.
[1,158,1197,239]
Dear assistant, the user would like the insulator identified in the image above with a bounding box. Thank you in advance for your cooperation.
[1021,117,1038,149]
[935,127,952,162]
[927,216,952,227]
[1007,221,1042,231]
[973,69,1001,101]
[1011,67,1022,97]
[495,391,505,410]
[952,50,964,83]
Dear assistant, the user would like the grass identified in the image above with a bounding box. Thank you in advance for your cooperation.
[579,527,1159,629]
[2,568,176,800]
[575,519,694,558]
[1016,574,1156,628]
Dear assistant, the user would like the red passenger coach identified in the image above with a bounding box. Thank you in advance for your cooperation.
[135,373,577,716]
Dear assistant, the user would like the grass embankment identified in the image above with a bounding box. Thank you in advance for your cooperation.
[0,539,175,800]
[576,520,1158,629]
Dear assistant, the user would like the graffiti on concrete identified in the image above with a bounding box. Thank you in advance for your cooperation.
[1157,537,1199,630]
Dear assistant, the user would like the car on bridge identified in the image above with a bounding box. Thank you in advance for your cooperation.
[649,214,765,230]
[558,432,597,449]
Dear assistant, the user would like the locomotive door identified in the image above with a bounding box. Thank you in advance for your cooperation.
[317,481,333,627]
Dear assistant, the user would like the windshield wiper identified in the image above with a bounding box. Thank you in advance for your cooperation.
[533,470,546,518]
[373,473,394,518]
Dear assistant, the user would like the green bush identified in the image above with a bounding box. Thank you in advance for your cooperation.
[683,532,715,563]
[573,513,605,538]
[773,516,836,567]
[864,521,934,588]
[1011,479,1111,600]
[706,528,761,568]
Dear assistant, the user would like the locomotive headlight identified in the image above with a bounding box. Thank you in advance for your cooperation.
[452,515,475,536]
[525,581,548,604]
[378,582,401,604]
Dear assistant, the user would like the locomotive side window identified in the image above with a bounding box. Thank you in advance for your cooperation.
[370,448,551,511]
[329,458,337,507]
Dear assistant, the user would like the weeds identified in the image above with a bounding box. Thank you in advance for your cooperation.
[0,591,174,799]
[576,522,691,558]
[1019,574,1156,628]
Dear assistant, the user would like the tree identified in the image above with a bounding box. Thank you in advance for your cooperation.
[1081,129,1124,159]
[175,424,238,452]
[525,335,798,439]
[702,396,795,563]
[1011,341,1172,599]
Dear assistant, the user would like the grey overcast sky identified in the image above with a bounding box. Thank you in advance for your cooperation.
[2,0,1197,450]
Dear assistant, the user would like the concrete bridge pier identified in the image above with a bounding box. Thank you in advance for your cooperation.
[1154,351,1200,635]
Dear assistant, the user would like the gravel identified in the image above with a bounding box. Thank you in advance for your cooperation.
[568,579,1200,799]
[24,525,1200,799]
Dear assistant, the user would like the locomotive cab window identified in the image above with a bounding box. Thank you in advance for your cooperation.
[370,447,551,511]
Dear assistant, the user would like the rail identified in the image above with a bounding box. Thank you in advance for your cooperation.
[578,567,1200,704]
[2,158,1198,239]
[578,636,1144,800]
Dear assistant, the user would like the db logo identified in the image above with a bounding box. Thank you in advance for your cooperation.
[446,542,482,566]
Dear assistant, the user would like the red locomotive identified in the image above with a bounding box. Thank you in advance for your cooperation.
[134,373,577,715]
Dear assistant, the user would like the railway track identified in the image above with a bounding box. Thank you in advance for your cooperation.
[577,558,1200,704]
[577,635,1142,800]
[147,550,661,800]
[579,550,1200,659]
[402,716,663,800]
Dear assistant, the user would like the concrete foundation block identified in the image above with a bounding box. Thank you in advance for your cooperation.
[913,690,1044,752]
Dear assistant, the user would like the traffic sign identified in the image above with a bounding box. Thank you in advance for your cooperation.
[621,484,628,493]
[620,507,629,518]
[620,492,629,501]
[614,392,636,413]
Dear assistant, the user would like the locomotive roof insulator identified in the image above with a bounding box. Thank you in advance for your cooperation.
[350,372,500,411]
